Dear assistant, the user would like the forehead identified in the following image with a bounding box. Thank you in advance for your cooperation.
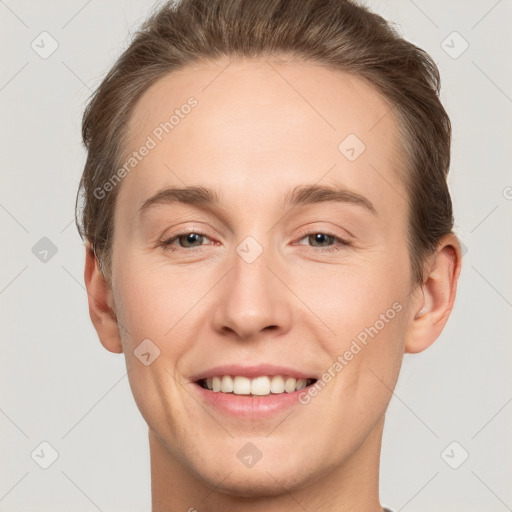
[119,57,404,217]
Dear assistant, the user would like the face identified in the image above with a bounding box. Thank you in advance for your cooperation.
[109,57,416,495]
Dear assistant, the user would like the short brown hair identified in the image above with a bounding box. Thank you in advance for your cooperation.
[75,0,453,287]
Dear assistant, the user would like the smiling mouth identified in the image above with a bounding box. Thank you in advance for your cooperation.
[197,375,318,396]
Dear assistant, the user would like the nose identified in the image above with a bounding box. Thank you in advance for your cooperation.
[211,244,292,341]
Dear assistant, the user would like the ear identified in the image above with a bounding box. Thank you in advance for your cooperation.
[84,244,123,354]
[405,233,462,354]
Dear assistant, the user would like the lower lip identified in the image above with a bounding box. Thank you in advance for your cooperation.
[192,382,313,419]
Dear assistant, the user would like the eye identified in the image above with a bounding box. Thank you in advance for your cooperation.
[302,233,336,247]
[159,231,214,251]
[158,230,350,254]
[296,231,351,253]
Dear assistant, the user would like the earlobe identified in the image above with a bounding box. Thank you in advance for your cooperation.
[84,244,123,354]
[405,234,462,354]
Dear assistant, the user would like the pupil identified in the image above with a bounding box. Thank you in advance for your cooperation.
[182,233,201,247]
[312,233,330,246]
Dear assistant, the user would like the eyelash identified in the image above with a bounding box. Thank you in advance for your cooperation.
[295,229,351,253]
[158,229,351,254]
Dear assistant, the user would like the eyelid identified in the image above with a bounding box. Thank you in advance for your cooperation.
[160,223,216,240]
[293,225,352,244]
[160,229,216,246]
[158,224,352,253]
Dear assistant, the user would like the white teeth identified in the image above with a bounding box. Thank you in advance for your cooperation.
[202,375,313,395]
[251,376,271,396]
[212,376,221,392]
[233,376,252,395]
[284,377,297,393]
[220,375,234,393]
[270,375,285,393]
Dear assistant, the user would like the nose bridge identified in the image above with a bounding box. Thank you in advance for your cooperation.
[212,236,291,339]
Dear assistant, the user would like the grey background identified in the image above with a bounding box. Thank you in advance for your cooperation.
[1,1,511,511]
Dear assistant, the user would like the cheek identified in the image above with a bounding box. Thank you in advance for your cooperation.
[295,257,407,335]
[113,247,182,324]
[112,255,211,372]
[291,255,408,389]
[300,266,407,440]
[111,260,191,431]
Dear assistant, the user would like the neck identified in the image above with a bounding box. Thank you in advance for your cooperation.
[150,416,385,512]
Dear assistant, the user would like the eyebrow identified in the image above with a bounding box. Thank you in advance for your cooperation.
[284,184,377,215]
[138,186,220,216]
[138,184,377,217]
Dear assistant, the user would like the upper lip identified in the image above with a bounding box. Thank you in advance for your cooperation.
[190,364,318,382]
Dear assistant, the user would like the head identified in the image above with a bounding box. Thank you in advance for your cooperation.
[77,0,461,500]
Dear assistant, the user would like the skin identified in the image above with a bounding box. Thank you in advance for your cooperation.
[84,56,461,512]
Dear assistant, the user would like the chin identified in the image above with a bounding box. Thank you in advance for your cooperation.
[185,444,323,499]
[196,465,309,498]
